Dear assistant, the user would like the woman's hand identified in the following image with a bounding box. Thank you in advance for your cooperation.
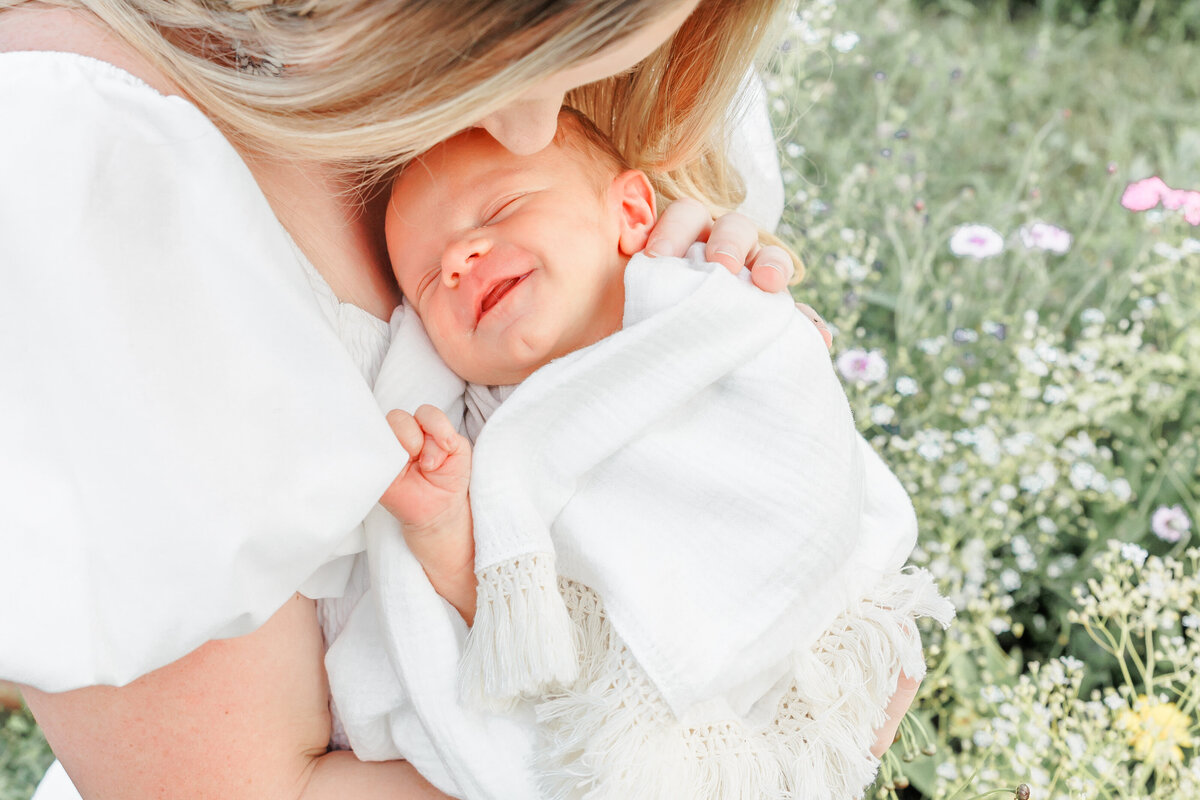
[645,198,796,292]
[870,671,922,758]
[646,198,832,348]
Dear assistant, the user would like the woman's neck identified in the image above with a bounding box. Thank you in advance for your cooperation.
[244,152,400,319]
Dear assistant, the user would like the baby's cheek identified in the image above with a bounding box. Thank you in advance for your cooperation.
[426,325,477,380]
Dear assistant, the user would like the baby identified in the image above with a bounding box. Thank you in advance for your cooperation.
[379,111,660,615]
[329,110,953,800]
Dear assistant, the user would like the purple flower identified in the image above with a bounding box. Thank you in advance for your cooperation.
[1019,221,1073,254]
[949,224,1004,258]
[1151,505,1192,543]
[836,348,888,384]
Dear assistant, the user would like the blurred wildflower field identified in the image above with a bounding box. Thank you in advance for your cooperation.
[3,1,1198,799]
[770,0,1199,797]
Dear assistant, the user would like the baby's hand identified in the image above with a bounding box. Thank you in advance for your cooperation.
[380,404,471,531]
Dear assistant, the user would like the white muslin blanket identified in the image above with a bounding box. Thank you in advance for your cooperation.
[326,247,953,800]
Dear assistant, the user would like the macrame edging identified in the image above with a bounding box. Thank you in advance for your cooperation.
[459,552,579,712]
[533,568,954,800]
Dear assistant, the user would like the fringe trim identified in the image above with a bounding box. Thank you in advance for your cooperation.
[459,553,579,711]
[534,568,954,800]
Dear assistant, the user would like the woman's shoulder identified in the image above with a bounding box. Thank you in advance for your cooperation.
[1,6,221,181]
[0,4,182,94]
[0,13,404,697]
[2,47,216,161]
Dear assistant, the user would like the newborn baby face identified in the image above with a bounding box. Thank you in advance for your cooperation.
[387,128,628,386]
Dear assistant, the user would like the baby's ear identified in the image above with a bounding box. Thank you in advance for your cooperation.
[610,169,657,257]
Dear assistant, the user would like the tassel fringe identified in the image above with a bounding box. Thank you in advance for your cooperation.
[459,553,579,711]
[534,568,954,800]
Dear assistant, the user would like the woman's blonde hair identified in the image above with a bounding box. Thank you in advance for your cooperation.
[14,0,790,209]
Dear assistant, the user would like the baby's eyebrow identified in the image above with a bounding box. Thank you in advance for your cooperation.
[471,166,532,199]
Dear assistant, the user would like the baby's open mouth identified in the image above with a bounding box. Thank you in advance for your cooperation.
[478,272,530,319]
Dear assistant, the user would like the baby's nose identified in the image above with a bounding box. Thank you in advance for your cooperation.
[442,236,492,287]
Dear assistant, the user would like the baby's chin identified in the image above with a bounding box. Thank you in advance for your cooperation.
[443,348,544,388]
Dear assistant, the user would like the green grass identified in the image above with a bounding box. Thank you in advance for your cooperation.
[767,1,1199,797]
[1,707,52,800]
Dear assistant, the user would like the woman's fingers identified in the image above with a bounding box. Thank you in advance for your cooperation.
[870,672,921,758]
[795,302,833,350]
[748,244,796,292]
[645,197,712,259]
[704,212,761,276]
[649,200,794,294]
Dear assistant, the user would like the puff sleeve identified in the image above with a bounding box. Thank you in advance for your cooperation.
[0,53,405,691]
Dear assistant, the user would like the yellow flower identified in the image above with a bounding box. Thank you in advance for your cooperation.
[1120,696,1194,765]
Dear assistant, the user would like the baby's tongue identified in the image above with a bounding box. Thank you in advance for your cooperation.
[481,276,521,315]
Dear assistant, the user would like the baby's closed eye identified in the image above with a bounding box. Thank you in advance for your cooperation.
[480,192,529,225]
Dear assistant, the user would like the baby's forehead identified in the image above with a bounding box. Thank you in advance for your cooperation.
[393,131,590,207]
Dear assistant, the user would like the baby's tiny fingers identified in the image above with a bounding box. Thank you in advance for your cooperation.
[413,404,463,453]
[795,302,833,350]
[386,409,425,459]
[419,433,449,472]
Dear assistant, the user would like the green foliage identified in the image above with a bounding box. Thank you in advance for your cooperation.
[912,0,1200,38]
[0,708,53,800]
[767,1,1199,796]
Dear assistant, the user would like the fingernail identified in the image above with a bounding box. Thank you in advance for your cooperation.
[645,239,672,257]
[713,246,739,261]
[761,260,794,282]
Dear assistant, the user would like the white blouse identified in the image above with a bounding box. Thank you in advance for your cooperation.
[0,51,405,693]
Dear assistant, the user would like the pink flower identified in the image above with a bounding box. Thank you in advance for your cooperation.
[1121,176,1168,212]
[1162,188,1190,210]
[1019,221,1073,254]
[836,348,888,384]
[1151,505,1192,543]
[1122,176,1200,226]
[1185,194,1200,226]
[949,224,1005,258]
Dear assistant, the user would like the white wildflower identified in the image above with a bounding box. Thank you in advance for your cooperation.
[1036,516,1059,535]
[869,404,896,426]
[836,348,888,384]
[1042,385,1068,404]
[831,30,860,52]
[1000,569,1021,591]
[916,336,946,355]
[1019,220,1073,254]
[1120,542,1148,568]
[1151,504,1192,543]
[949,223,1005,258]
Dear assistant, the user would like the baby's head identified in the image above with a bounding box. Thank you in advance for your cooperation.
[386,109,657,386]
